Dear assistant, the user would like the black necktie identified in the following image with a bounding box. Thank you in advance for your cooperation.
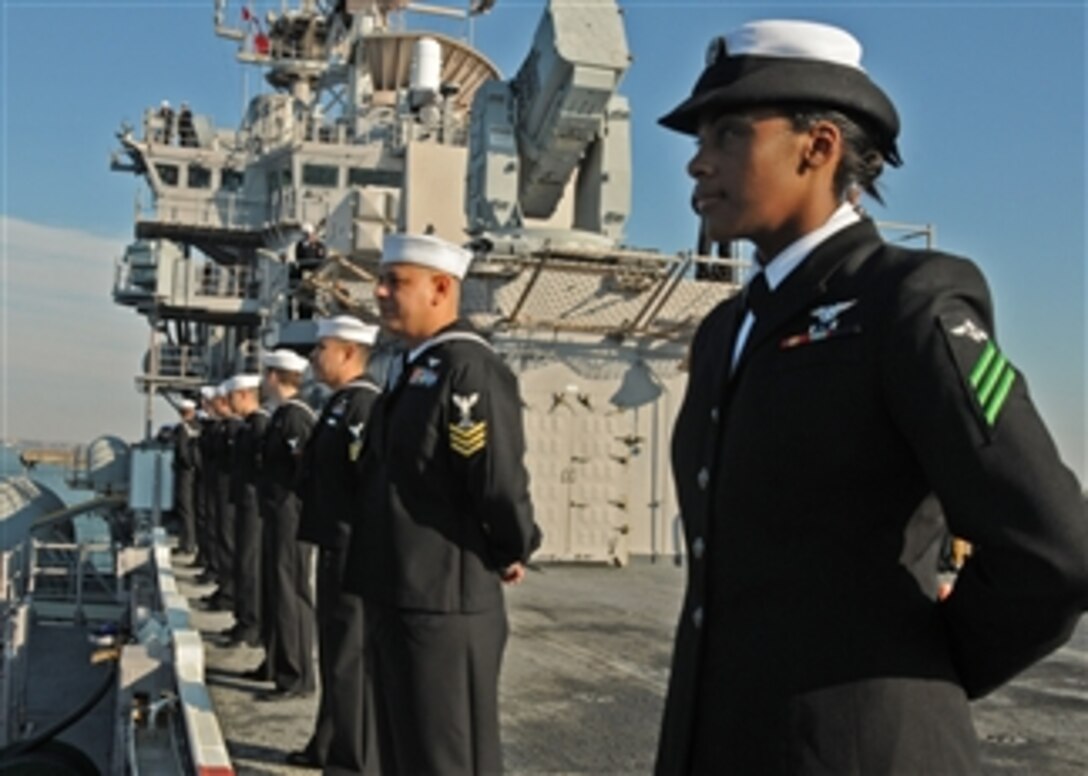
[730,273,771,372]
[744,272,772,318]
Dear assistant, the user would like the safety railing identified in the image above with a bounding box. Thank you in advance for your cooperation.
[192,263,255,300]
[147,344,208,381]
[136,193,267,232]
[28,538,121,617]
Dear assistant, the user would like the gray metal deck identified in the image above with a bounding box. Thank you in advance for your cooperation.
[176,557,1088,775]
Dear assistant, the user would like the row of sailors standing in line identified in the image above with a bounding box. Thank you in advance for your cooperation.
[165,14,1088,774]
[179,13,1088,774]
[170,317,382,772]
[170,230,542,774]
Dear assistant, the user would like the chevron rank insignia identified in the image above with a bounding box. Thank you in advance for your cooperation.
[939,313,1015,427]
[450,393,486,457]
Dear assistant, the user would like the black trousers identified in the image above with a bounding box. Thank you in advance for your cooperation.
[261,497,316,692]
[174,470,196,552]
[366,603,508,776]
[233,488,262,640]
[198,468,218,575]
[193,468,211,568]
[214,472,236,604]
[304,545,376,775]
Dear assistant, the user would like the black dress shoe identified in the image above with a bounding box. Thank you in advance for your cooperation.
[197,595,231,612]
[241,663,271,681]
[258,687,314,702]
[284,749,321,768]
[222,627,261,648]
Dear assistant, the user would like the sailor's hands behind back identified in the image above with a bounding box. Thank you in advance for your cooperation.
[501,562,526,585]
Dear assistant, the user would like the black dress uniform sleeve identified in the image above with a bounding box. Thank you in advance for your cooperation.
[344,388,380,505]
[265,403,314,496]
[298,383,379,548]
[251,411,270,474]
[880,253,1088,698]
[446,356,539,568]
[295,419,317,503]
[175,423,198,471]
[285,405,314,444]
[283,405,314,473]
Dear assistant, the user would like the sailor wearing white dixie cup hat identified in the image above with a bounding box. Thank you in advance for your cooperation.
[346,233,541,775]
[288,317,382,771]
[172,397,200,556]
[222,373,269,649]
[191,385,221,579]
[197,381,243,614]
[255,350,319,700]
[655,18,1088,776]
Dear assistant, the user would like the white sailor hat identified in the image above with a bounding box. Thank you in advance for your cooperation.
[226,373,262,393]
[302,222,315,235]
[660,20,901,165]
[315,315,379,346]
[380,233,473,280]
[178,399,197,411]
[263,349,310,373]
[199,385,217,400]
[216,381,232,398]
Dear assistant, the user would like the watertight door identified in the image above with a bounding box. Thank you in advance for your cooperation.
[522,388,630,565]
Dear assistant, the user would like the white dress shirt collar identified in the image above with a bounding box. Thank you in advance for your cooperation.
[758,203,862,291]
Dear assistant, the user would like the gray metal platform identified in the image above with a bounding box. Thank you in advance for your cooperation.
[176,557,1088,775]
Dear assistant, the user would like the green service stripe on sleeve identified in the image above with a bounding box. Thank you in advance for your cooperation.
[984,368,1016,426]
[976,352,1008,406]
[969,341,997,388]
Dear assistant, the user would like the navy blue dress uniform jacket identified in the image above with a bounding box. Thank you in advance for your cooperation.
[296,377,381,771]
[656,218,1088,775]
[232,409,269,507]
[231,409,269,639]
[174,418,200,473]
[211,417,242,605]
[172,418,200,553]
[351,322,541,611]
[262,399,315,515]
[260,398,317,691]
[297,378,381,550]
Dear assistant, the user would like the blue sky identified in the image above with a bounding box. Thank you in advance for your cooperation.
[0,0,1084,479]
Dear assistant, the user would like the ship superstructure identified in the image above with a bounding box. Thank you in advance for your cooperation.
[109,0,744,565]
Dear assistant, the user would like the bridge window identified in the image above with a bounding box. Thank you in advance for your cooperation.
[302,164,338,188]
[155,163,179,186]
[266,167,291,191]
[221,168,245,192]
[348,167,402,188]
[187,164,213,189]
